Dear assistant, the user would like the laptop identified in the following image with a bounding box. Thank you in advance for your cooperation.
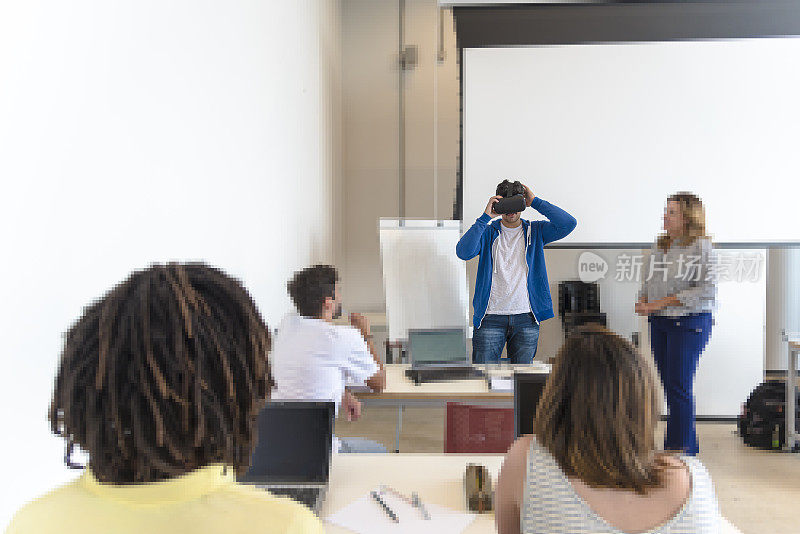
[238,400,334,514]
[404,328,485,383]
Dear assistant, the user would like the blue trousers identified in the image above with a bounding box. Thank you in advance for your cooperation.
[472,313,540,364]
[649,313,712,456]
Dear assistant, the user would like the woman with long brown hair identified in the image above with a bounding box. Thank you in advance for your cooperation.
[495,324,720,534]
[636,192,717,455]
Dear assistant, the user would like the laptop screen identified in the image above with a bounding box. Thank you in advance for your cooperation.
[409,329,468,366]
[514,372,549,437]
[239,401,334,484]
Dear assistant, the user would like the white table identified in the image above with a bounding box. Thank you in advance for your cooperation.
[353,364,550,452]
[321,454,743,534]
[786,340,800,452]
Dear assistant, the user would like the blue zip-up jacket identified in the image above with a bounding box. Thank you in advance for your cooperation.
[456,197,577,330]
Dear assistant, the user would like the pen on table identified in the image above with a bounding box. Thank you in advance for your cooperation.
[379,485,431,521]
[379,485,410,503]
[370,490,400,523]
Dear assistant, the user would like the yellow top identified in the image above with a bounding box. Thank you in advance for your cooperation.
[5,464,324,534]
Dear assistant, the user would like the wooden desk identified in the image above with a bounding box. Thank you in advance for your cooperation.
[356,364,549,402]
[323,454,499,533]
[353,364,550,452]
[322,454,743,534]
[787,340,800,451]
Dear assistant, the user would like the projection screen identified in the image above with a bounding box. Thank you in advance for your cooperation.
[463,38,800,245]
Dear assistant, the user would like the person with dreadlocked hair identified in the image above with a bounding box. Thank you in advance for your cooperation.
[6,263,324,534]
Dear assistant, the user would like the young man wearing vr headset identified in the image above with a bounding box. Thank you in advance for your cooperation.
[456,180,577,363]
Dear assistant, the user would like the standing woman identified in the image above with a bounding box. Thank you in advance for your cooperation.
[636,192,717,455]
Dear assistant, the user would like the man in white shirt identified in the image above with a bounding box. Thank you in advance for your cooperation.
[271,265,387,453]
[456,180,577,363]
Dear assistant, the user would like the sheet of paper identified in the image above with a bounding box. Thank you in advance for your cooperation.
[345,384,372,393]
[325,490,476,534]
[488,376,513,391]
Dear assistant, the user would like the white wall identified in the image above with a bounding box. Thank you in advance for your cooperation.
[533,249,644,363]
[533,247,765,417]
[0,0,341,527]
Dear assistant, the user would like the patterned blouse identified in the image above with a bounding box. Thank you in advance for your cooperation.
[522,436,721,534]
[638,237,718,317]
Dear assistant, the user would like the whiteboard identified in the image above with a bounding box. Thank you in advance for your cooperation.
[379,219,470,341]
[538,248,765,417]
[635,249,766,417]
[463,39,800,245]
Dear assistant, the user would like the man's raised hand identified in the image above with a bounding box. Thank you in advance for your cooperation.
[485,195,503,217]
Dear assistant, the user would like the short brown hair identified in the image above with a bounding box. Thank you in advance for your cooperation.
[49,263,272,483]
[287,265,338,317]
[533,323,673,494]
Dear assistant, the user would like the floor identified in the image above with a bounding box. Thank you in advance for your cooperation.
[336,406,800,534]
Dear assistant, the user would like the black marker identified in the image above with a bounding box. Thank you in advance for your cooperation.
[370,490,400,523]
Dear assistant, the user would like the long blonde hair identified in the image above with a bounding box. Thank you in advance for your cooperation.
[533,324,674,494]
[657,192,708,253]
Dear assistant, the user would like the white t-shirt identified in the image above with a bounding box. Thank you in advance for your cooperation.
[486,223,532,315]
[271,313,378,415]
[270,313,379,452]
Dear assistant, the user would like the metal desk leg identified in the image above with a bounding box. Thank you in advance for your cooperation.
[787,346,798,452]
[395,404,403,453]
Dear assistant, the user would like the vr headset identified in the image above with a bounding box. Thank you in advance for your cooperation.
[493,194,526,214]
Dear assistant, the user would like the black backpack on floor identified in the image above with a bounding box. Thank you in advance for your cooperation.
[738,379,800,451]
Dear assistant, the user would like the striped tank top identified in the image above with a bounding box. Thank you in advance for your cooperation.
[522,437,721,534]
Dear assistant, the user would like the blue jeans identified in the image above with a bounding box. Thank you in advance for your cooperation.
[472,313,540,364]
[649,313,713,456]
